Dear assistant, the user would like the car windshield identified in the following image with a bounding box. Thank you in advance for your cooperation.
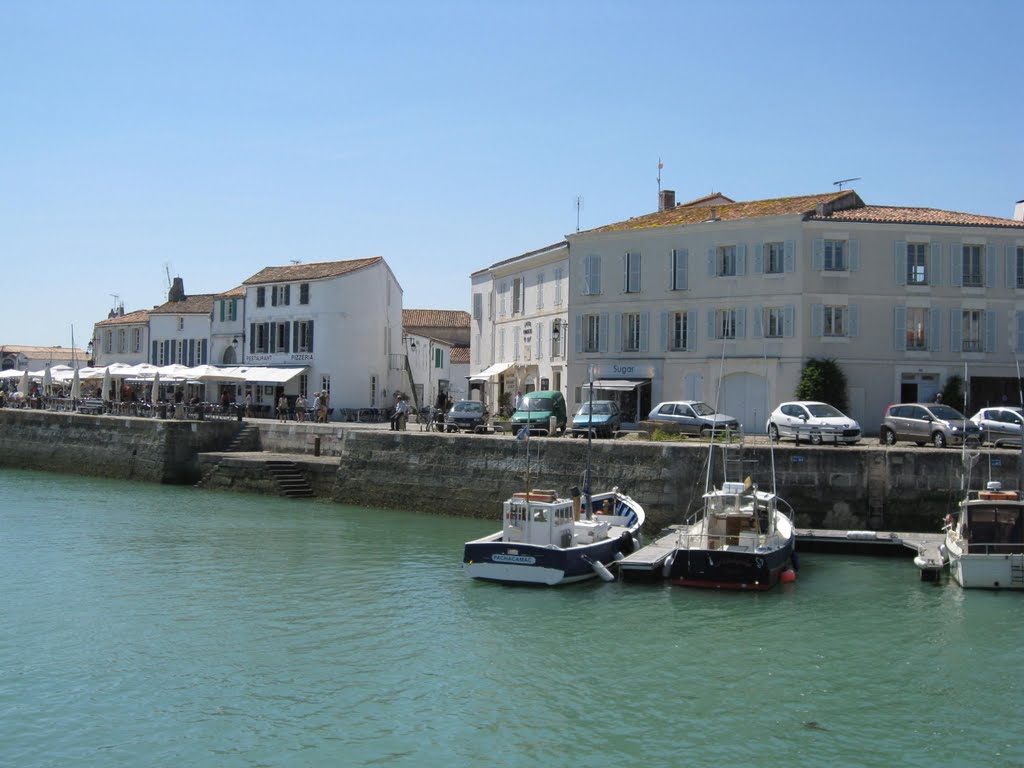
[454,402,481,412]
[929,404,967,420]
[578,402,612,415]
[690,402,716,416]
[806,403,843,418]
[521,398,553,410]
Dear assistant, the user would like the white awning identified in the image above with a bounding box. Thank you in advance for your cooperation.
[582,379,647,391]
[237,366,308,384]
[469,362,513,382]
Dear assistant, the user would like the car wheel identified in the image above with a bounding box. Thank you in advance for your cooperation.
[768,423,780,442]
[882,428,897,446]
[810,433,823,446]
[932,432,947,448]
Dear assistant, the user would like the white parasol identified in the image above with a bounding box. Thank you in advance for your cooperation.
[19,369,29,396]
[70,368,81,400]
[42,365,52,395]
[101,367,112,401]
[150,371,161,403]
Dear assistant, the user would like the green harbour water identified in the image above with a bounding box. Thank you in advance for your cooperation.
[2,467,1023,767]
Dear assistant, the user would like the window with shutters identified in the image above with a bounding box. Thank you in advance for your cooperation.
[274,322,289,352]
[299,283,310,305]
[554,267,564,305]
[824,240,846,271]
[118,329,126,353]
[1016,247,1024,289]
[717,246,737,277]
[583,314,601,352]
[511,278,524,315]
[622,313,641,351]
[498,283,507,316]
[132,328,141,353]
[624,253,641,293]
[156,341,166,365]
[273,285,289,306]
[256,287,265,307]
[824,306,846,337]
[765,307,785,338]
[583,255,602,295]
[255,324,269,353]
[907,243,928,285]
[671,249,688,290]
[669,312,688,351]
[906,307,928,350]
[473,293,483,322]
[536,272,544,309]
[765,243,784,274]
[177,317,184,331]
[962,309,984,352]
[716,309,737,340]
[296,321,313,353]
[962,245,983,287]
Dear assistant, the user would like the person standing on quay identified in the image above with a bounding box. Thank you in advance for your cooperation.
[318,390,329,423]
[277,393,289,422]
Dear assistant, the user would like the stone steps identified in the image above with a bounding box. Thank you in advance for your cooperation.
[266,460,315,498]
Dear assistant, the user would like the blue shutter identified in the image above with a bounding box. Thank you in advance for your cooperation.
[707,247,716,277]
[598,313,609,353]
[672,248,689,290]
[574,314,583,353]
[640,312,649,352]
[582,257,591,295]
[284,285,291,305]
[929,309,942,352]
[680,249,688,289]
[784,240,796,273]
[249,323,255,353]
[706,309,716,339]
[271,287,277,307]
[612,312,622,352]
[1006,245,1016,289]
[269,323,276,353]
[783,305,795,338]
[188,339,195,366]
[753,305,763,338]
[151,340,158,364]
[929,243,942,286]
[659,311,668,351]
[812,239,824,270]
[950,309,962,353]
[951,243,963,287]
[894,306,907,350]
[1017,311,1024,354]
[753,243,763,274]
[686,310,696,351]
[736,244,747,276]
[985,310,997,352]
[307,320,313,352]
[283,322,290,353]
[735,307,746,338]
[848,305,860,337]
[848,240,860,272]
[986,245,998,288]
[219,301,225,322]
[622,253,629,293]
[811,304,823,337]
[894,241,907,286]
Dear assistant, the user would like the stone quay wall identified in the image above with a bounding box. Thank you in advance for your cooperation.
[0,408,238,484]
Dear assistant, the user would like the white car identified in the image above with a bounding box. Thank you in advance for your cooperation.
[767,401,861,445]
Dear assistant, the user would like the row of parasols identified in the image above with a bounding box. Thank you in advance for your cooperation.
[0,363,303,401]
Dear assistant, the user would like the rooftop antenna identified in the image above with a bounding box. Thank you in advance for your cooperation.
[833,177,861,191]
[575,195,584,233]
[163,262,174,290]
[289,259,301,265]
[657,157,663,194]
[109,293,121,311]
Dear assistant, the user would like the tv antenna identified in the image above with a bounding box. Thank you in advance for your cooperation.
[575,195,584,233]
[109,293,121,310]
[657,157,663,194]
[289,259,301,265]
[163,262,174,290]
[833,177,861,190]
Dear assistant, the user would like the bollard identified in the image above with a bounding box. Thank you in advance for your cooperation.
[549,415,557,435]
[314,436,321,456]
[237,406,243,422]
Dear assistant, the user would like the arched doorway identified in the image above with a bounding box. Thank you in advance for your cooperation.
[721,372,769,434]
[222,346,238,365]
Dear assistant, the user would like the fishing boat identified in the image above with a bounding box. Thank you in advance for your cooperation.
[463,373,645,586]
[462,487,645,585]
[943,481,1024,589]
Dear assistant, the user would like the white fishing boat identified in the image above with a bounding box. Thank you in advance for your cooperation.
[944,481,1024,590]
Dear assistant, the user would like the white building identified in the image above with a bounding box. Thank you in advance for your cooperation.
[240,257,404,417]
[91,307,151,368]
[564,189,1024,432]
[400,309,470,410]
[147,278,214,369]
[210,286,246,367]
[1,344,88,371]
[469,242,569,413]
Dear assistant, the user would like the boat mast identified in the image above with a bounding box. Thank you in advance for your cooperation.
[584,365,594,518]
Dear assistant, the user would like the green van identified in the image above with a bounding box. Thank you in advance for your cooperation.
[510,390,568,435]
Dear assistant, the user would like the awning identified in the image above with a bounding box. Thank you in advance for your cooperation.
[582,379,647,391]
[237,366,308,384]
[469,361,513,382]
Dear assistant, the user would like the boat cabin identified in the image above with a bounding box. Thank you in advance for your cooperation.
[700,482,775,551]
[956,490,1024,555]
[502,491,613,548]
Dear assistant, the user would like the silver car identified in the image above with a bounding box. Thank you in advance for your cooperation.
[767,401,861,445]
[647,400,740,435]
[880,403,982,448]
[970,406,1024,447]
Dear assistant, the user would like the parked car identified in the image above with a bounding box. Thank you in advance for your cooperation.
[970,406,1024,447]
[879,403,982,448]
[647,401,739,435]
[570,400,622,438]
[767,401,861,445]
[444,400,487,433]
[510,390,567,435]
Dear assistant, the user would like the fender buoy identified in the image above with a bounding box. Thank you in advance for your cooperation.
[780,568,797,583]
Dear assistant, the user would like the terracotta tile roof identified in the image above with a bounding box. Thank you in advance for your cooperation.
[215,285,246,298]
[811,205,1024,229]
[583,191,856,234]
[475,241,568,274]
[677,192,735,207]
[149,294,216,315]
[95,309,151,326]
[403,309,471,328]
[243,257,382,285]
[449,345,470,364]
[1,345,87,357]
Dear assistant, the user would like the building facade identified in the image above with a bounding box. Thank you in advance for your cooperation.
[91,308,151,368]
[400,309,470,409]
[564,190,1024,432]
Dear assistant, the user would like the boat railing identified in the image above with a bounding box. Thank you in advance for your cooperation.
[961,542,1024,555]
[676,529,766,552]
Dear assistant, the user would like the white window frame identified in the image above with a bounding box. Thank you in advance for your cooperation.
[623,313,641,352]
[824,240,846,271]
[624,252,641,293]
[554,268,564,306]
[962,245,983,287]
[716,309,737,340]
[823,306,846,337]
[132,328,141,353]
[1017,247,1024,289]
[906,307,929,350]
[583,314,601,352]
[669,311,688,351]
[717,246,737,277]
[583,255,602,295]
[536,272,544,309]
[765,242,784,274]
[907,242,928,285]
[962,309,984,352]
[765,307,785,338]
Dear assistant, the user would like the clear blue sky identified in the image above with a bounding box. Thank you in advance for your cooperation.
[3,0,1022,348]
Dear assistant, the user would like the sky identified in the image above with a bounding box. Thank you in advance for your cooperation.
[3,0,1022,348]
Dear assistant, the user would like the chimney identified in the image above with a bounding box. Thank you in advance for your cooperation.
[168,277,186,303]
[659,189,676,212]
[1015,199,1024,222]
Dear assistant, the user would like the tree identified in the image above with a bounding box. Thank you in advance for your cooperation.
[940,374,965,411]
[794,358,849,413]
